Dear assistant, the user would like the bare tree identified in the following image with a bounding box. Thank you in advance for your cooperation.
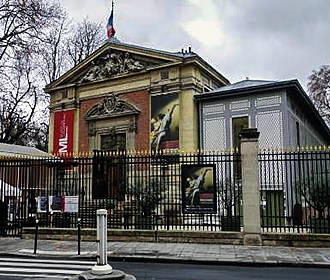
[0,0,64,147]
[0,1,103,149]
[308,65,330,126]
[66,18,103,67]
[37,15,69,85]
[0,52,38,144]
[0,0,63,64]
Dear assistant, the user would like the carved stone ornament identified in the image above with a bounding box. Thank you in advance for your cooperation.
[79,51,147,83]
[85,93,140,121]
[88,121,96,136]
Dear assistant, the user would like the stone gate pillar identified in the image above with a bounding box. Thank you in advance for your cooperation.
[239,128,262,246]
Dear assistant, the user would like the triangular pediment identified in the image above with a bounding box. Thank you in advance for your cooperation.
[46,41,184,90]
[74,49,160,84]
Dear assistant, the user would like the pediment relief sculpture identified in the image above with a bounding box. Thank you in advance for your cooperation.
[85,93,140,121]
[79,51,154,83]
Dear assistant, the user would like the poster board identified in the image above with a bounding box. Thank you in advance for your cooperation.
[181,164,217,214]
[37,196,48,213]
[48,196,63,213]
[63,196,79,213]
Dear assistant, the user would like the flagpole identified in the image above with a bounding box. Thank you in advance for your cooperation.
[106,0,116,40]
[112,0,115,38]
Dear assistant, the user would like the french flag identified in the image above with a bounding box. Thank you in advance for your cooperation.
[106,4,116,39]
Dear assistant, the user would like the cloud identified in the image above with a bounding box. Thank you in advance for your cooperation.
[58,0,330,88]
[183,19,224,48]
[181,0,224,47]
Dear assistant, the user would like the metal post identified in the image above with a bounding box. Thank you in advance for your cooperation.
[91,209,112,275]
[77,218,81,255]
[33,219,39,254]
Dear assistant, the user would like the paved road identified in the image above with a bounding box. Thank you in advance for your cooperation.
[0,257,329,279]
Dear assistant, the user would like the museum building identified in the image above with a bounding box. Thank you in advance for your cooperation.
[46,39,229,154]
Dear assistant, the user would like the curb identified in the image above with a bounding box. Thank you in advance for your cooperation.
[1,252,330,269]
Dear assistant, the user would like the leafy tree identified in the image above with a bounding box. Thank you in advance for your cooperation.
[308,65,330,126]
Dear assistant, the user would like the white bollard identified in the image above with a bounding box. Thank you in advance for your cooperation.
[91,209,113,275]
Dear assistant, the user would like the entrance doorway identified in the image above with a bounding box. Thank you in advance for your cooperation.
[101,133,126,151]
[93,133,127,201]
[232,116,249,179]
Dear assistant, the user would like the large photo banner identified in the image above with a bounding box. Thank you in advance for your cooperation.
[150,94,179,151]
[181,164,217,214]
[53,110,74,154]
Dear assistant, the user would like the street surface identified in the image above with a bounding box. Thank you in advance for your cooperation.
[0,256,93,279]
[0,256,329,279]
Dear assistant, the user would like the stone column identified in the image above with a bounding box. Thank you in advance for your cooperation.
[239,128,262,246]
[179,89,199,151]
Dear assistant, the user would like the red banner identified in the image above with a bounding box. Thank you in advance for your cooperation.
[53,110,74,154]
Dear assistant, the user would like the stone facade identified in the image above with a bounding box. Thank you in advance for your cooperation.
[46,41,229,154]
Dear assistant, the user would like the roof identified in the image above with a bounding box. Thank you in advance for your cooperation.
[108,38,197,59]
[212,79,278,92]
[0,179,20,199]
[107,39,230,84]
[0,143,50,158]
[195,79,330,143]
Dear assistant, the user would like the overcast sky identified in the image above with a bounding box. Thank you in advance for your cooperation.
[59,0,330,89]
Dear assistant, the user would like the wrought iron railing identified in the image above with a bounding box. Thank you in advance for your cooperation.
[259,147,330,233]
[0,150,242,236]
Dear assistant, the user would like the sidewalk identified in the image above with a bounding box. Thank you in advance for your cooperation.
[1,237,330,267]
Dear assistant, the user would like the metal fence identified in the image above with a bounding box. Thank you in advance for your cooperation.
[0,150,242,237]
[259,148,330,233]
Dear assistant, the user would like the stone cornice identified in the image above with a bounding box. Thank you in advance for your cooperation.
[49,100,79,112]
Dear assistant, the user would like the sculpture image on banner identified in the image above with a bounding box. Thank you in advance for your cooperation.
[151,94,179,151]
[181,164,217,213]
